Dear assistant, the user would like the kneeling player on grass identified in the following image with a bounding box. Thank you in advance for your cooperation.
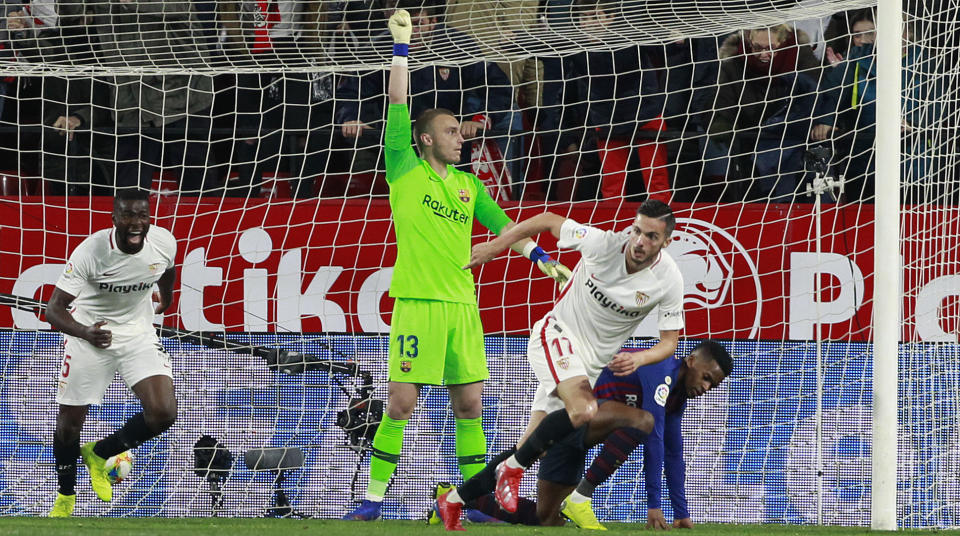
[459,341,732,530]
[433,201,685,531]
[45,189,178,517]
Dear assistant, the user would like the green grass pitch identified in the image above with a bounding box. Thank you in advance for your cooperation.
[0,518,954,535]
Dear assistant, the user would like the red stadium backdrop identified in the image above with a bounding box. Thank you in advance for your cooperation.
[1,198,956,342]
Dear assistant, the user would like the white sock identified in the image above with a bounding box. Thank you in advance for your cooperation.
[568,490,590,504]
[504,454,523,470]
[447,488,465,504]
[364,492,384,503]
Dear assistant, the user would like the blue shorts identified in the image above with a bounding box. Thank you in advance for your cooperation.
[537,425,589,486]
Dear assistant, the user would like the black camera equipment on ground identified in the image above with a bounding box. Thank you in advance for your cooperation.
[244,447,307,518]
[336,371,383,448]
[193,435,233,516]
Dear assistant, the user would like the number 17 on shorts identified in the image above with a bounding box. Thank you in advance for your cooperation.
[528,316,588,387]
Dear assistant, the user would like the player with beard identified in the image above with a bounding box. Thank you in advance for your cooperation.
[432,200,684,530]
[45,189,178,517]
[457,341,733,530]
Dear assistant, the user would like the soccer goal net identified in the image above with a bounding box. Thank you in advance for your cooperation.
[0,0,957,528]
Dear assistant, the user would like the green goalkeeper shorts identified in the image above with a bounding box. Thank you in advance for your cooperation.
[388,298,488,385]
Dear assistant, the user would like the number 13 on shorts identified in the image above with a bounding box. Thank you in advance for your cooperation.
[390,333,419,375]
[395,334,419,358]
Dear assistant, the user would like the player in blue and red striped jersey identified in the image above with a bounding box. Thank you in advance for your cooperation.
[451,341,732,530]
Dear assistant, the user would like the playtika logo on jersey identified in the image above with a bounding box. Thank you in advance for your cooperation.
[98,281,153,294]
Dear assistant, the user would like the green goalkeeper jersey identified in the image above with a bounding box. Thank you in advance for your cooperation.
[385,103,511,304]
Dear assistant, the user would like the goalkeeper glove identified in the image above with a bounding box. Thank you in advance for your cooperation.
[537,259,573,287]
[527,244,572,287]
[389,9,412,45]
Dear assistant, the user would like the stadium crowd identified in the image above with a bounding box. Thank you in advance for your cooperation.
[0,0,919,203]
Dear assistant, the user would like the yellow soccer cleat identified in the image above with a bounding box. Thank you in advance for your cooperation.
[426,482,454,525]
[80,442,112,502]
[562,498,607,530]
[49,493,76,517]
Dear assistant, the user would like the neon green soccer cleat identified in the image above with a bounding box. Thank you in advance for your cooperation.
[561,498,607,530]
[80,441,112,502]
[426,482,454,525]
[49,493,76,517]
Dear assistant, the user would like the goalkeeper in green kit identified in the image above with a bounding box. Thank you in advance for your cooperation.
[344,9,572,522]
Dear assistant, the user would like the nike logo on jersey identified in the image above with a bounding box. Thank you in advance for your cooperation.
[102,271,119,277]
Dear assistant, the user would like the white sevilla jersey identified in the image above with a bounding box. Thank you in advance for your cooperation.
[548,218,685,377]
[24,0,59,30]
[240,0,303,40]
[55,226,177,329]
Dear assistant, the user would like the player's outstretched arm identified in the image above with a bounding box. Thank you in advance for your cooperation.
[46,287,112,349]
[387,9,412,105]
[464,212,567,269]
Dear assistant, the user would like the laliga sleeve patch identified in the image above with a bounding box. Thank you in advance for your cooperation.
[655,384,670,407]
[574,227,588,239]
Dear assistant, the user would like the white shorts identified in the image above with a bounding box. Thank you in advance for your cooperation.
[57,325,172,406]
[527,315,600,414]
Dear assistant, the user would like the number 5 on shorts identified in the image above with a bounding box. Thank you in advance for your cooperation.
[396,334,419,358]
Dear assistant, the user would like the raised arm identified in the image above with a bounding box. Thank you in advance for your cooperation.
[383,10,421,181]
[387,10,411,105]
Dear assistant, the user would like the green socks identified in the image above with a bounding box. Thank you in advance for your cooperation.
[367,415,408,500]
[365,415,486,500]
[455,417,486,481]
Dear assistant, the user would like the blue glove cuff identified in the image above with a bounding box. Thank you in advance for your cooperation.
[393,43,409,56]
[529,246,551,264]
